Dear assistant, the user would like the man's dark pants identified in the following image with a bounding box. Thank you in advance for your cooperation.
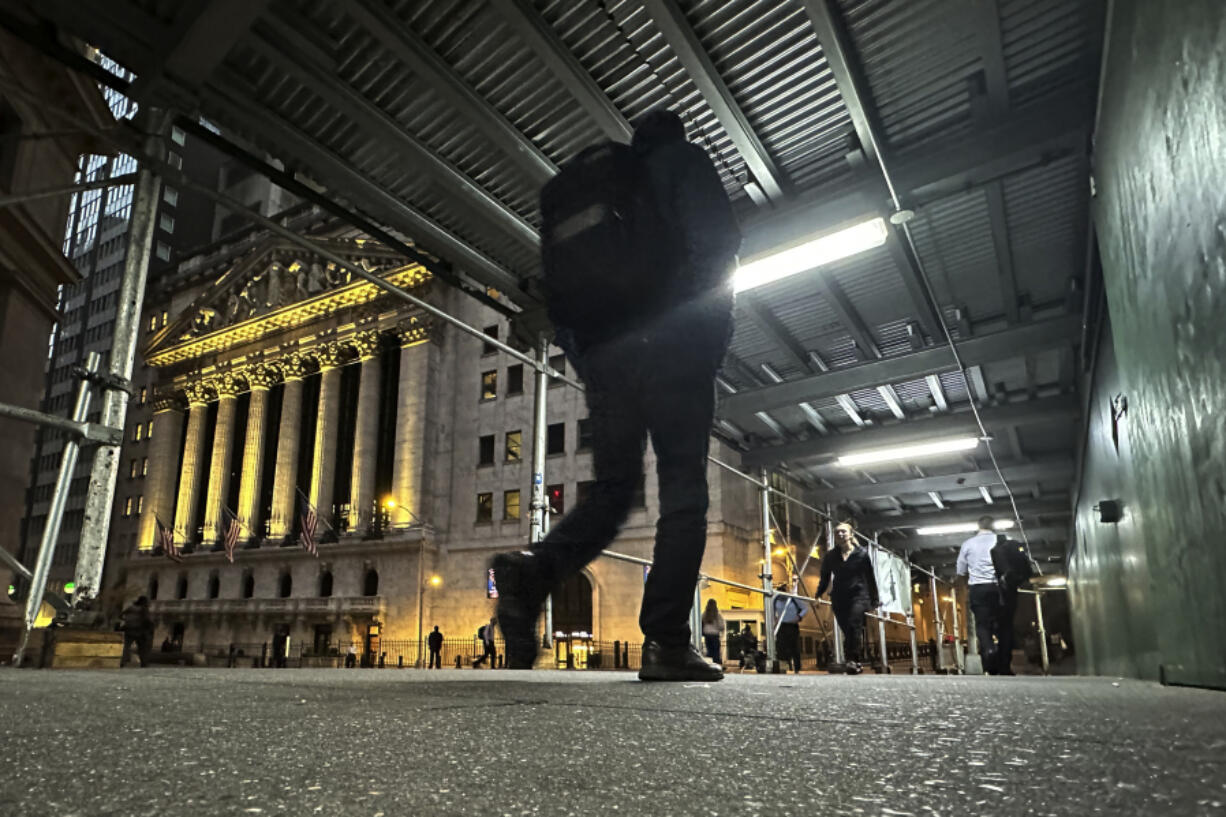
[777,621,801,672]
[474,642,496,668]
[833,596,870,663]
[996,586,1018,674]
[531,330,718,647]
[122,633,151,667]
[969,583,1003,673]
[428,649,441,669]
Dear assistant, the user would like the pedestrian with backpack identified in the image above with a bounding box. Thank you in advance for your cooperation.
[991,534,1036,675]
[473,616,497,668]
[957,516,1019,675]
[492,108,741,681]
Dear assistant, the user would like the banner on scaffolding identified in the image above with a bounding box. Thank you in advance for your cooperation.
[873,549,911,615]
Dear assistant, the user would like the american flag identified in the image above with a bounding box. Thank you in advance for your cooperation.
[296,490,319,557]
[156,515,181,563]
[221,506,242,563]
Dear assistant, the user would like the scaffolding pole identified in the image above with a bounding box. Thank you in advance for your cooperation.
[930,574,945,672]
[74,162,162,606]
[13,352,101,666]
[529,336,552,649]
[1034,590,1050,675]
[950,587,964,674]
[758,469,777,671]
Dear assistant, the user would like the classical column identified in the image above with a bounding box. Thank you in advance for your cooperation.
[236,363,279,539]
[138,394,185,550]
[391,319,432,526]
[201,373,244,546]
[269,354,310,540]
[347,331,382,532]
[309,342,346,530]
[173,380,213,544]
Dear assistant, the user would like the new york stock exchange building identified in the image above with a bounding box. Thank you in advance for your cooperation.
[112,208,811,669]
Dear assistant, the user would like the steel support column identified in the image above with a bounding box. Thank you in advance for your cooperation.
[73,165,161,603]
[759,470,777,670]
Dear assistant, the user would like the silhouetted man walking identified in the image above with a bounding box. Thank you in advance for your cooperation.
[493,109,740,681]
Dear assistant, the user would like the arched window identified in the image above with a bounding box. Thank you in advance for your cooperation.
[241,571,254,599]
[278,572,292,599]
[175,574,188,600]
[148,575,159,600]
[318,570,333,598]
[207,572,220,599]
[363,568,379,597]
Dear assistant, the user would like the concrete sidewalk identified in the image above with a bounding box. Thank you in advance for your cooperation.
[1,668,1222,816]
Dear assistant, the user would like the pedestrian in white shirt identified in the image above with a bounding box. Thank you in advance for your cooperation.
[957,516,1005,674]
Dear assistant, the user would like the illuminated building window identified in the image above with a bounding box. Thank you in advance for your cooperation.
[547,484,564,515]
[481,370,497,401]
[155,241,170,261]
[504,489,521,521]
[129,459,139,479]
[136,495,143,514]
[147,315,158,332]
[141,458,148,477]
[478,434,495,466]
[482,325,498,356]
[139,387,147,405]
[170,126,186,146]
[158,213,175,233]
[146,420,153,439]
[476,492,493,524]
[506,364,524,396]
[162,186,179,206]
[123,496,133,517]
[505,430,522,462]
[133,424,143,442]
[547,422,565,455]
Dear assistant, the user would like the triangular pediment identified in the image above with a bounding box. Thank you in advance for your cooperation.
[144,237,427,367]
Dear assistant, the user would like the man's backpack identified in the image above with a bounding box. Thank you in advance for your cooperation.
[476,625,486,641]
[992,537,1036,591]
[540,141,680,345]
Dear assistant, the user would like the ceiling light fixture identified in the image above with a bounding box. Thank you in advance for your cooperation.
[1046,577,1068,588]
[916,520,1016,536]
[836,436,980,467]
[733,217,888,293]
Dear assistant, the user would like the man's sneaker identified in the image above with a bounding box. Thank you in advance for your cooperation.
[844,660,863,675]
[491,551,548,669]
[638,640,724,682]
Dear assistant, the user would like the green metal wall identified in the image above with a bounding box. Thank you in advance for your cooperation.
[1071,0,1226,689]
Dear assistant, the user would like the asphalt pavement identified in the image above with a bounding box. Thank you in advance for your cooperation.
[1,668,1223,816]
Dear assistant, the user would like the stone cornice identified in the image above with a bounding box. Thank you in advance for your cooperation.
[146,264,431,367]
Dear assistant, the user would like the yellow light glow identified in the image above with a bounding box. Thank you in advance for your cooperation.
[429,575,442,587]
[384,498,396,509]
[772,547,787,558]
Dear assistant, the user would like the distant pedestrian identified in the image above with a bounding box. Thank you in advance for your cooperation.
[427,626,444,669]
[700,599,724,665]
[120,596,154,668]
[738,623,761,671]
[345,644,357,668]
[773,585,807,673]
[473,617,497,668]
[816,523,880,675]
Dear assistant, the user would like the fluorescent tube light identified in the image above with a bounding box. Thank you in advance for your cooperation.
[733,217,888,293]
[916,520,1015,536]
[1046,577,1067,587]
[836,436,980,467]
